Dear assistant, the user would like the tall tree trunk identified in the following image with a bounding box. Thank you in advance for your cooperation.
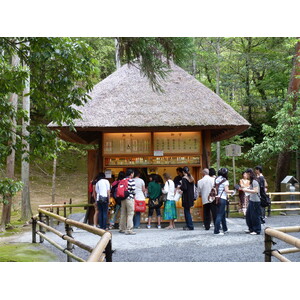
[115,38,121,69]
[275,38,300,191]
[21,42,32,221]
[245,38,252,123]
[215,38,221,170]
[0,49,19,231]
[51,138,58,204]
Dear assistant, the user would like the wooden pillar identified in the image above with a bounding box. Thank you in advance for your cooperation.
[86,133,103,225]
[202,130,211,168]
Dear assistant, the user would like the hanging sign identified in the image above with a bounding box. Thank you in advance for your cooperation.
[154,150,164,156]
[225,144,242,157]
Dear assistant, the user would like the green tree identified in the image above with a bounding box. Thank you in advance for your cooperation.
[247,38,300,190]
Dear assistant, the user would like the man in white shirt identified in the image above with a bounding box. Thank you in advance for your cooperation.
[95,172,111,229]
[197,168,215,230]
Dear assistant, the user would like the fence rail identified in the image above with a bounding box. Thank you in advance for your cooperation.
[264,226,300,262]
[227,192,300,216]
[32,205,112,262]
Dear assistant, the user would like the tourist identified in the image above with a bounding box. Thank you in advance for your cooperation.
[238,171,250,216]
[180,166,195,230]
[119,168,136,235]
[209,167,216,178]
[214,168,234,235]
[254,165,269,220]
[133,169,146,229]
[162,173,177,229]
[197,168,215,230]
[84,173,100,226]
[243,168,262,235]
[174,167,183,188]
[109,171,125,229]
[95,172,110,230]
[147,174,162,229]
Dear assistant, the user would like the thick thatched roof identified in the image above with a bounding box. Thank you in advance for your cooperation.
[49,61,250,144]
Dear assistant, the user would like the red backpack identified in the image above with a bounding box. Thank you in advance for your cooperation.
[116,178,130,200]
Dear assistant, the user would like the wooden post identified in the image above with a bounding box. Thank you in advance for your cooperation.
[32,217,37,243]
[38,212,44,243]
[56,207,60,225]
[105,240,113,262]
[49,206,54,229]
[63,202,67,218]
[69,198,72,215]
[264,230,272,262]
[65,223,73,262]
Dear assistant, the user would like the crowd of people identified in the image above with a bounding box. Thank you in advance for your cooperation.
[89,165,269,236]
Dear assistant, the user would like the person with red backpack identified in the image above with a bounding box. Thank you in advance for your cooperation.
[119,168,136,235]
[109,171,126,229]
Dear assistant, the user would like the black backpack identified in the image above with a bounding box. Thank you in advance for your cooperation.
[111,181,121,205]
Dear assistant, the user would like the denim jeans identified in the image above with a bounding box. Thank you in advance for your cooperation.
[184,207,194,229]
[246,201,261,234]
[133,212,141,228]
[110,204,121,225]
[214,198,228,234]
[97,198,109,229]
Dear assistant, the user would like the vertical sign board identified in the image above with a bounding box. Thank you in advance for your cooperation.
[225,144,242,185]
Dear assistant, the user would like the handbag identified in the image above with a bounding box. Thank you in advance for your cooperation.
[174,190,182,202]
[259,194,271,207]
[148,198,161,208]
[134,200,146,212]
[97,195,108,204]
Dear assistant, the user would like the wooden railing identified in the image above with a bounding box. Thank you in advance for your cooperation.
[31,204,112,262]
[264,226,300,262]
[227,192,300,216]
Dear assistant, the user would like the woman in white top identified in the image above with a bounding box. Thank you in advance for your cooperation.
[162,173,177,229]
[133,170,146,229]
[214,168,234,235]
[95,172,110,230]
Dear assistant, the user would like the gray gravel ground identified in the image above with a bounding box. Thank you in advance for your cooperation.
[15,214,300,262]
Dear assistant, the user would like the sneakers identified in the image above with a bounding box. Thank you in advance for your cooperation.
[223,229,230,234]
[183,227,194,230]
[214,232,224,235]
[244,229,250,233]
[250,232,259,235]
[119,230,125,233]
[125,231,136,235]
[157,225,161,229]
[147,225,151,229]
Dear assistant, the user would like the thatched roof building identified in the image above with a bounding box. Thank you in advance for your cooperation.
[49,61,250,144]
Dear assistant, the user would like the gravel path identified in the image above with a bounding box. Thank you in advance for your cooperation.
[13,214,300,262]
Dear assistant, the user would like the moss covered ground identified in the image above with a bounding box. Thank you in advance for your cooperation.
[0,242,59,262]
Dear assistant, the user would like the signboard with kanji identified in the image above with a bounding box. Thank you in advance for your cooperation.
[225,144,242,157]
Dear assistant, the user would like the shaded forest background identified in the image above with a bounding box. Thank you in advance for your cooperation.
[1,37,299,230]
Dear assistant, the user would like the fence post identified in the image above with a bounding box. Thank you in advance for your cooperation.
[56,207,60,225]
[65,223,73,262]
[38,212,44,243]
[49,206,54,229]
[63,202,67,218]
[32,217,37,243]
[264,229,272,262]
[105,240,113,262]
[69,198,72,215]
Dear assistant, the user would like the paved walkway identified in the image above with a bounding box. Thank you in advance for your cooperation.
[14,214,300,262]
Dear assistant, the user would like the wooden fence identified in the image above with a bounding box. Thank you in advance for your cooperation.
[264,226,300,262]
[32,204,112,262]
[227,191,300,217]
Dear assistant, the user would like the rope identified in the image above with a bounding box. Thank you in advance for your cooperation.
[263,248,281,256]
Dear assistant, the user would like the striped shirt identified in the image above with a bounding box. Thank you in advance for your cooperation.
[127,178,136,200]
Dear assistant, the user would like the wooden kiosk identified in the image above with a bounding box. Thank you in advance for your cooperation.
[50,60,250,224]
